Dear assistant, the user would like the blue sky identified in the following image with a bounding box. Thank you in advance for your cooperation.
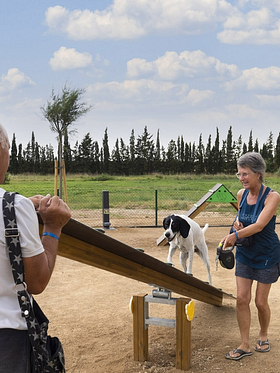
[1,0,280,152]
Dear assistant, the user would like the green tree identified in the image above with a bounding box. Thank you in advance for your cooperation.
[17,144,23,172]
[204,134,212,174]
[248,130,253,152]
[211,128,221,174]
[254,139,259,153]
[102,128,110,173]
[34,141,40,173]
[63,131,72,172]
[263,132,274,172]
[225,126,235,173]
[41,85,91,199]
[92,141,101,174]
[236,135,243,160]
[129,129,135,174]
[111,138,121,174]
[10,134,18,174]
[79,133,94,173]
[275,133,280,171]
[195,134,204,174]
[135,126,155,174]
[119,138,130,175]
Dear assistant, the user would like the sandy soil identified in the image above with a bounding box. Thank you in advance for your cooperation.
[35,224,280,373]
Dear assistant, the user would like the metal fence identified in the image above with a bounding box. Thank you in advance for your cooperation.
[69,188,240,229]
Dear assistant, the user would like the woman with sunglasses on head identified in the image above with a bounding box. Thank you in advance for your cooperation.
[221,152,280,361]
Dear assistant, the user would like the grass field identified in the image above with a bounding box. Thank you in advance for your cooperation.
[6,173,240,207]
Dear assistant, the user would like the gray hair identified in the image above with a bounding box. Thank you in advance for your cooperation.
[237,152,266,183]
[0,123,9,150]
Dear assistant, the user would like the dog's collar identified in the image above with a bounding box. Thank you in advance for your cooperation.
[167,234,176,243]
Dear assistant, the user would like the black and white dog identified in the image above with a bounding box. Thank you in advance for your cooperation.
[163,214,212,285]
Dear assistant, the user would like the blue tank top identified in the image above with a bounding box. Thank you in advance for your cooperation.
[236,186,280,269]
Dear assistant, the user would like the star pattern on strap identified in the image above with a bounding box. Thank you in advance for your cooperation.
[7,218,17,228]
[4,200,14,212]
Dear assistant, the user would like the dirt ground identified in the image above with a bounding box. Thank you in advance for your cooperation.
[35,224,280,373]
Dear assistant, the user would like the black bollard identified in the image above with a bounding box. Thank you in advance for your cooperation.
[102,190,111,229]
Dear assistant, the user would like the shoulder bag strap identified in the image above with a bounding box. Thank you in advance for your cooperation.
[2,192,25,285]
[234,189,249,221]
[2,192,34,319]
[251,184,264,223]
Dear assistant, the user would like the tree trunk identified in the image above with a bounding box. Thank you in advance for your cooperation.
[59,136,63,200]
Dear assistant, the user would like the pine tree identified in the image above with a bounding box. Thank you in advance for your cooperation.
[248,130,253,152]
[226,126,235,173]
[195,134,204,174]
[10,134,18,174]
[204,134,212,174]
[102,128,110,173]
[212,128,220,173]
[275,133,280,171]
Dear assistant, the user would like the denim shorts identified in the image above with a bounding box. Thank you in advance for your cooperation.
[0,328,31,373]
[235,260,280,284]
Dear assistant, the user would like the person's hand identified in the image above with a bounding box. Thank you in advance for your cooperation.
[29,195,44,210]
[221,233,236,250]
[38,194,71,235]
[232,217,243,232]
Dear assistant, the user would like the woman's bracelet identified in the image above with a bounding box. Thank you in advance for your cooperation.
[42,232,59,241]
[232,228,239,240]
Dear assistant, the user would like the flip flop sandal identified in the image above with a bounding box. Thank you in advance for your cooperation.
[255,339,270,353]
[225,348,253,360]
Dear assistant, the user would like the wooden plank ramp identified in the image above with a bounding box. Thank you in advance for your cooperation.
[38,215,232,307]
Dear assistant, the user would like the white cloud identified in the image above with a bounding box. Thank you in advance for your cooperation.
[218,7,280,44]
[256,94,280,107]
[127,50,240,80]
[223,66,280,91]
[225,103,261,118]
[186,89,215,106]
[87,79,189,104]
[49,47,93,71]
[0,68,35,93]
[45,5,145,40]
[44,2,280,46]
[45,1,233,40]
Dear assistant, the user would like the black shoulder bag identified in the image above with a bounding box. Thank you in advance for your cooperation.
[3,192,65,373]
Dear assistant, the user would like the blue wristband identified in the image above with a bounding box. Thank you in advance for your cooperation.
[42,232,59,241]
[232,228,239,240]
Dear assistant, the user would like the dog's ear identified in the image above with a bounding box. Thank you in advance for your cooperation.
[163,216,170,228]
[180,218,191,238]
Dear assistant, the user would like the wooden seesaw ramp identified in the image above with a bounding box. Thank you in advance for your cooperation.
[38,216,233,307]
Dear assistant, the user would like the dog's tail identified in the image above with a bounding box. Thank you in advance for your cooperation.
[202,223,209,234]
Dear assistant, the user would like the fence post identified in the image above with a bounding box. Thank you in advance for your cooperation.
[155,189,158,227]
[102,190,111,229]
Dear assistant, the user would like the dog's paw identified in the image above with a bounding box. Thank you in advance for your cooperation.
[165,262,174,267]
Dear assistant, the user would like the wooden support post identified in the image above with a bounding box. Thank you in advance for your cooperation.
[132,293,148,362]
[54,160,58,196]
[62,160,68,204]
[176,298,192,371]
